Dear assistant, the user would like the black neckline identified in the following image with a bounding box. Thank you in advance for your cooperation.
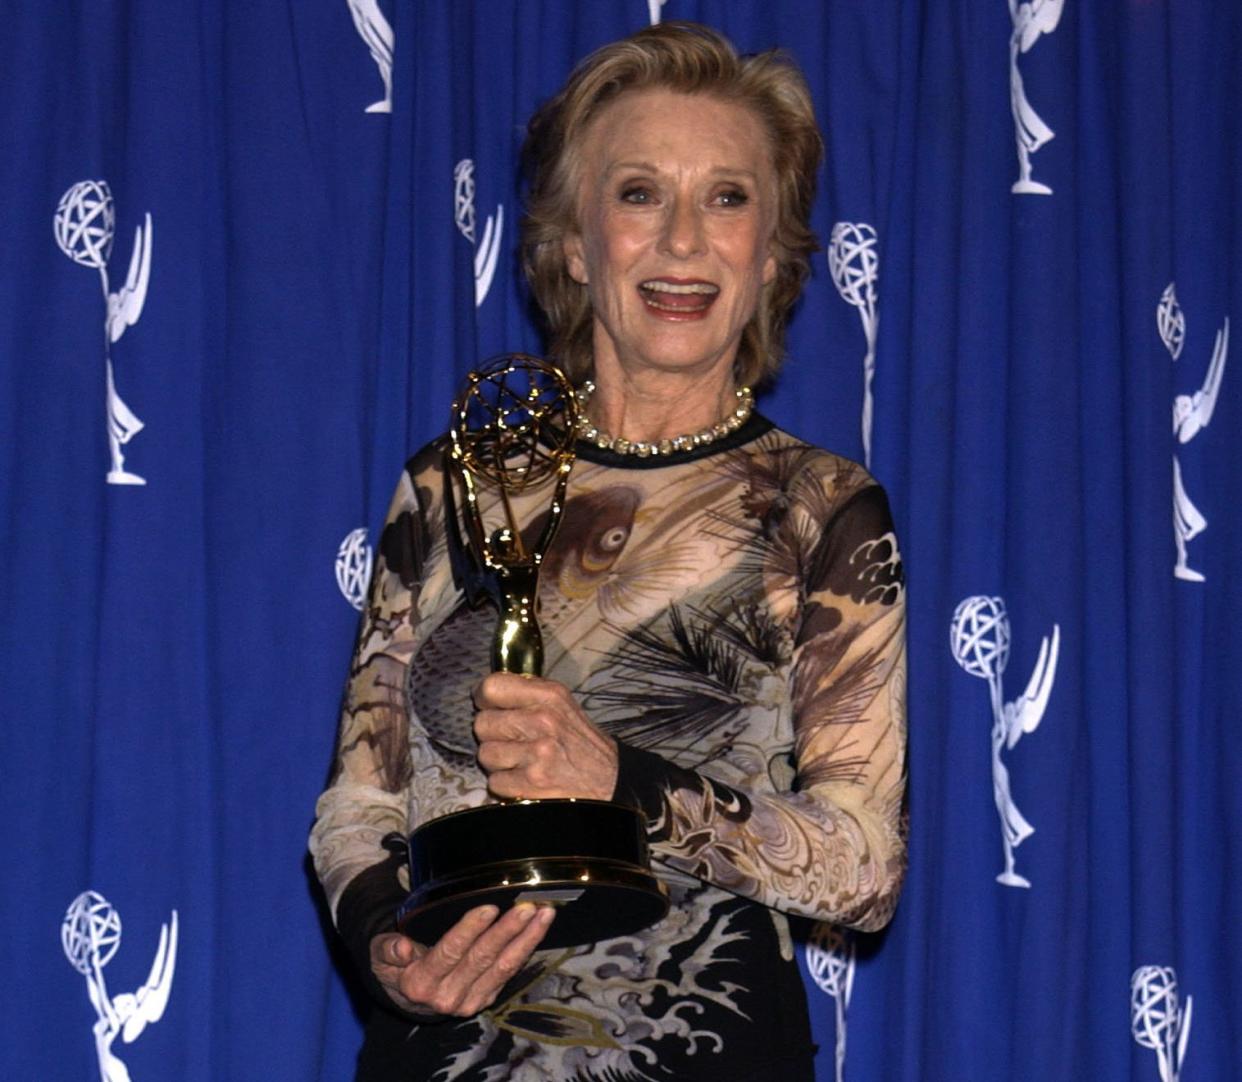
[569,411,774,469]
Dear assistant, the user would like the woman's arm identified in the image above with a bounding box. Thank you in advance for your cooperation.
[312,452,563,1016]
[613,481,907,931]
[309,459,429,996]
[468,473,907,932]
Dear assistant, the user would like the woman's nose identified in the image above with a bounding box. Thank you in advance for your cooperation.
[660,198,706,259]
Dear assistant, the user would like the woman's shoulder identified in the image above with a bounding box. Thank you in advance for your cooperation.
[402,435,450,478]
[741,418,883,503]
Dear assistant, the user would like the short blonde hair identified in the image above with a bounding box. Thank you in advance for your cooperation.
[521,21,823,389]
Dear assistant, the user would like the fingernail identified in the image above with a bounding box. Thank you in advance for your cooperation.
[514,904,536,923]
[536,906,556,925]
[478,905,500,922]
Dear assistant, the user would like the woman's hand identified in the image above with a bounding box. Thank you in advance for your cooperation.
[473,673,619,800]
[370,903,555,1016]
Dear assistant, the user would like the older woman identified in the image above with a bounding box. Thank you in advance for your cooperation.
[311,21,906,1082]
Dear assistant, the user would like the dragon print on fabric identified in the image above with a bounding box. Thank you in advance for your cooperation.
[310,417,907,1081]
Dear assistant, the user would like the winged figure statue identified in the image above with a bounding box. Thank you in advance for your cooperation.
[991,623,1060,886]
[85,911,179,1082]
[1173,318,1229,581]
[347,0,394,113]
[1009,0,1066,194]
[103,214,152,484]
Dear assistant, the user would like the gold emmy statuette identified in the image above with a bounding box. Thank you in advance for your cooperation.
[398,355,668,950]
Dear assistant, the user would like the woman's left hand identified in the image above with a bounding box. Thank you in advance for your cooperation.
[473,673,618,801]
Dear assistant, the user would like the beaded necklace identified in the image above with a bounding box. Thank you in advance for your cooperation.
[573,380,754,458]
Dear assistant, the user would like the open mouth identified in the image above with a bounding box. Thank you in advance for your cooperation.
[638,279,720,315]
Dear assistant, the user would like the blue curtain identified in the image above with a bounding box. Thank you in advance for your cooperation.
[2,2,1237,1079]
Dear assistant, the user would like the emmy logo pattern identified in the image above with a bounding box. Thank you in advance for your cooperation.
[336,526,374,611]
[347,0,394,113]
[806,924,855,1082]
[54,180,153,486]
[1008,0,1066,194]
[950,596,1059,888]
[828,222,880,467]
[62,891,178,1082]
[1161,283,1230,583]
[1132,965,1193,1082]
[453,159,504,307]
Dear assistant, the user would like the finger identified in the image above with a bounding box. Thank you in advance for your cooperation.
[474,671,555,711]
[457,905,558,1016]
[370,932,419,974]
[476,737,526,775]
[386,934,418,965]
[396,904,502,1011]
[486,768,576,800]
[370,933,427,1009]
[483,767,520,799]
[473,707,550,745]
[403,901,548,1013]
[412,906,500,978]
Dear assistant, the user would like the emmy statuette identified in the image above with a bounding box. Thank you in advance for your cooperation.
[398,355,669,950]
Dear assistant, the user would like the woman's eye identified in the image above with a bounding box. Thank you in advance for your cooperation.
[620,185,654,204]
[716,188,750,207]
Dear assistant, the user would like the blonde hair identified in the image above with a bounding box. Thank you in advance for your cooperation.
[521,21,823,389]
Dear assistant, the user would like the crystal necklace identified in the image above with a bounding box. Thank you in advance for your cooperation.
[573,380,754,458]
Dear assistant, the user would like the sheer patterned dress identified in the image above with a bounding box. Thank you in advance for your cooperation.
[311,413,907,1082]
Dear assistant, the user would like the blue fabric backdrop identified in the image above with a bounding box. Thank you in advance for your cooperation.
[2,2,1237,1079]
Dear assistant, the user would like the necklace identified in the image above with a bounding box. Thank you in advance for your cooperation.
[573,381,754,458]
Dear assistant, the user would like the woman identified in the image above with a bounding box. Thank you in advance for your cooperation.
[311,21,907,1081]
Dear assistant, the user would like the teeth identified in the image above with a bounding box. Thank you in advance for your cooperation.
[640,280,719,295]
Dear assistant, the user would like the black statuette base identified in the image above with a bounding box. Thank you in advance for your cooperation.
[398,799,669,951]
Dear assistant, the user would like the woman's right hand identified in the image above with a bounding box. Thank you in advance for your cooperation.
[370,903,556,1016]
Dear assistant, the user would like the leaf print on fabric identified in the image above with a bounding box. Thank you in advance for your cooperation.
[717,435,834,541]
[585,606,750,753]
[703,599,791,669]
[333,653,412,793]
[792,638,886,733]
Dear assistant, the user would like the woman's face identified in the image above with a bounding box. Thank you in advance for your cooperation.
[563,88,778,384]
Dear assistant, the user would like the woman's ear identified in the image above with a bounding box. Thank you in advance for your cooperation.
[563,233,589,285]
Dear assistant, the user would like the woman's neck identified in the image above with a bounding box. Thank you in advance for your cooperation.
[583,362,742,445]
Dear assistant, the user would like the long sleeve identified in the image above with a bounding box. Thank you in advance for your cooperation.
[309,456,439,978]
[611,479,907,932]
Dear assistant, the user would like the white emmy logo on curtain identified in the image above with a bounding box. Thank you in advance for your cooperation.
[54,179,153,486]
[61,891,178,1082]
[347,0,394,113]
[1131,965,1192,1082]
[1162,282,1229,583]
[827,222,880,467]
[453,159,504,307]
[806,924,855,1082]
[647,0,669,25]
[1157,283,1186,361]
[950,595,1060,888]
[1008,0,1065,194]
[335,526,373,610]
